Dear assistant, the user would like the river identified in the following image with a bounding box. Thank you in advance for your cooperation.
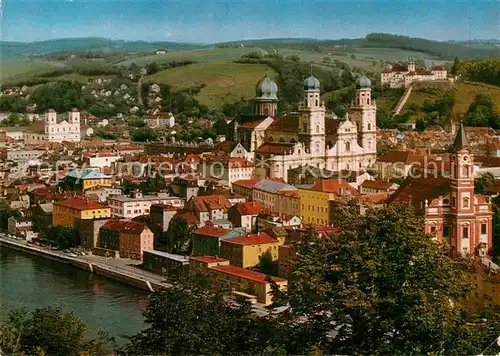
[0,246,149,343]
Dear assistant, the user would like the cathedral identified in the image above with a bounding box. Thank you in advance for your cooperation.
[236,73,377,181]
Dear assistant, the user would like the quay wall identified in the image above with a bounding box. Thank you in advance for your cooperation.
[0,238,164,292]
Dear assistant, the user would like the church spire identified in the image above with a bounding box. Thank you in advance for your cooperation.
[452,121,469,152]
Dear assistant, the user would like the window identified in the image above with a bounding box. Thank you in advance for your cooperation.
[481,223,487,234]
[316,125,320,133]
[443,225,449,237]
[462,166,469,178]
[368,123,371,130]
[463,197,469,209]
[430,226,436,235]
[315,100,319,106]
[452,197,456,207]
[463,227,469,239]
[345,141,351,152]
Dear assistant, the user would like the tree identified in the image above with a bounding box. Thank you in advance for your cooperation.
[0,201,21,229]
[451,56,461,76]
[285,54,300,62]
[272,201,499,355]
[166,217,194,254]
[120,275,266,355]
[333,104,347,118]
[475,172,496,195]
[45,225,80,249]
[259,250,279,276]
[0,307,117,356]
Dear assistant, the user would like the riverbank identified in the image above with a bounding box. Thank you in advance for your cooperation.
[0,236,170,292]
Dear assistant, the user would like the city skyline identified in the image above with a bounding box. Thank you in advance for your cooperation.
[2,0,499,43]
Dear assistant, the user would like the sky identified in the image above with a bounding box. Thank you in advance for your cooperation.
[1,0,499,43]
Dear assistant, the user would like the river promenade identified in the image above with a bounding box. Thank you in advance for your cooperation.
[0,235,170,292]
[0,235,273,315]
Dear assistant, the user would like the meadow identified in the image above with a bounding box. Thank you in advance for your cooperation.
[144,61,276,108]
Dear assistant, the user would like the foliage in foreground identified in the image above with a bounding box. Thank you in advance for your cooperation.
[2,203,500,355]
[0,306,116,356]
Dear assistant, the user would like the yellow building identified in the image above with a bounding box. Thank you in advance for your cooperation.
[189,256,287,305]
[219,232,283,268]
[53,197,111,228]
[64,168,113,191]
[299,179,360,226]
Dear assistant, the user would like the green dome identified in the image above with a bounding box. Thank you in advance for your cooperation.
[255,75,278,100]
[304,75,320,90]
[359,75,372,88]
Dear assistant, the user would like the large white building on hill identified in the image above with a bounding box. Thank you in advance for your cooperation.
[236,74,377,182]
[45,108,81,142]
[381,59,448,88]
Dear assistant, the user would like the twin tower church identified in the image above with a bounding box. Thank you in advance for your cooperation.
[235,73,377,180]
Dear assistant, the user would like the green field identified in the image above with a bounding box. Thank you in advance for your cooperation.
[1,59,66,85]
[452,81,500,115]
[117,47,268,66]
[144,61,276,108]
[398,81,500,123]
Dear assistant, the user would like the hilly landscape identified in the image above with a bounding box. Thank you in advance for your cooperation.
[0,32,499,130]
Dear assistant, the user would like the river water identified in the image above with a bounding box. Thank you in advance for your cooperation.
[0,246,149,343]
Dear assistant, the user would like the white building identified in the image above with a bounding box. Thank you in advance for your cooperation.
[238,74,377,182]
[107,191,185,219]
[381,59,448,88]
[45,109,81,142]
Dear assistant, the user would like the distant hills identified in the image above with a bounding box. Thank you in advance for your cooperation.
[217,33,500,59]
[1,37,206,57]
[2,33,499,60]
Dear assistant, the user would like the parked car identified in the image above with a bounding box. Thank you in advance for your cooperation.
[68,253,78,258]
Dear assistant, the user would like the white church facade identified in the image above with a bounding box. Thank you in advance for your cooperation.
[44,108,81,142]
[236,74,377,182]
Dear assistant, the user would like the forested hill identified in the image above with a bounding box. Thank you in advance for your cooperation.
[364,33,499,59]
[1,38,206,58]
[217,33,500,60]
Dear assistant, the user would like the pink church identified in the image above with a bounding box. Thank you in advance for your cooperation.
[388,122,493,257]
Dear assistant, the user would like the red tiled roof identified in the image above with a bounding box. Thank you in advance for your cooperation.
[214,140,238,153]
[190,256,229,264]
[191,195,231,212]
[433,65,446,71]
[239,119,267,129]
[387,176,450,210]
[175,211,200,226]
[311,179,360,196]
[475,156,500,168]
[377,151,422,164]
[255,143,295,155]
[222,232,277,245]
[233,179,261,189]
[360,180,394,190]
[194,225,232,238]
[359,192,390,204]
[236,201,262,215]
[211,264,287,284]
[101,219,149,235]
[54,197,109,211]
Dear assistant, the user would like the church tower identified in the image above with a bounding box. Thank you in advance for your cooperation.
[298,74,326,157]
[349,76,377,158]
[253,74,279,117]
[449,122,477,255]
